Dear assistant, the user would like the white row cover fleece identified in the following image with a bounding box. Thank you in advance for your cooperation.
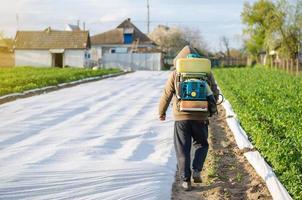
[0,71,176,200]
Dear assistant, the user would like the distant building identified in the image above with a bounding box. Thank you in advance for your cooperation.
[14,27,91,67]
[91,18,158,59]
[0,39,7,51]
[0,38,14,52]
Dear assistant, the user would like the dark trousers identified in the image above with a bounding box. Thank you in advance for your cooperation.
[174,120,209,181]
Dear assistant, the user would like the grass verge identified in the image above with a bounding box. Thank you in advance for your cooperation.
[0,67,121,96]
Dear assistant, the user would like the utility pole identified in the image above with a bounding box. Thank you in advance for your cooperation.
[147,0,150,34]
[16,14,20,30]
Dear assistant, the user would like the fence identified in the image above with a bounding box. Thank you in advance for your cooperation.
[271,58,302,74]
[101,53,162,71]
[210,57,247,67]
[218,57,247,67]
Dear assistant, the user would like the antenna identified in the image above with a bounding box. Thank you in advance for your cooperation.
[147,0,150,34]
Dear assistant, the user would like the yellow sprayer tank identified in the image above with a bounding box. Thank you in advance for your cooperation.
[176,58,211,73]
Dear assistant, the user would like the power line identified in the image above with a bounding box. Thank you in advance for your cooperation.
[87,20,216,25]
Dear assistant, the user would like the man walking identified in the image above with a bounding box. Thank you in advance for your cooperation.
[158,45,219,191]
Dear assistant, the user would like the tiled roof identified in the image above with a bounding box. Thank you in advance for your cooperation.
[91,18,155,45]
[91,28,124,45]
[15,28,90,49]
[0,39,6,47]
[0,38,14,49]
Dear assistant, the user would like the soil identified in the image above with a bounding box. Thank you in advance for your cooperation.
[171,105,272,200]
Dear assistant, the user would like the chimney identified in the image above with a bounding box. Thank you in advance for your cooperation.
[127,18,131,21]
[83,22,86,31]
[45,26,51,34]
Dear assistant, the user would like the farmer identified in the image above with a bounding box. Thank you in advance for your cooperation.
[158,45,219,191]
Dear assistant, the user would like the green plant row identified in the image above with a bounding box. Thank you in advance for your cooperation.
[0,67,121,96]
[213,66,302,199]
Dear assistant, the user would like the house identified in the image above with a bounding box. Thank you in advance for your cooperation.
[0,37,15,67]
[0,39,6,51]
[91,18,158,58]
[0,38,14,52]
[14,27,91,67]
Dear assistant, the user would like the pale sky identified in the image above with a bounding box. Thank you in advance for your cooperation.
[0,0,257,51]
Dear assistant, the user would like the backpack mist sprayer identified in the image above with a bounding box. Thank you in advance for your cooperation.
[175,54,224,114]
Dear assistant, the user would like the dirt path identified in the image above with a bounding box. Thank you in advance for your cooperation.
[171,105,272,200]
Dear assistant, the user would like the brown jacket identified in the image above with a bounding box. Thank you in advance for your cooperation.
[158,71,219,121]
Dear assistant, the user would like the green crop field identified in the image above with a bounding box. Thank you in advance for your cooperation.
[0,67,121,96]
[214,66,302,199]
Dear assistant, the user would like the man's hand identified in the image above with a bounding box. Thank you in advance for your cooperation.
[159,115,166,121]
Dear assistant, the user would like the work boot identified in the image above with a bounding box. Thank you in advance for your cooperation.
[181,181,192,191]
[192,170,202,183]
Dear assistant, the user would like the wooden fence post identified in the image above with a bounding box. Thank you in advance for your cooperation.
[286,59,289,72]
[275,60,277,69]
[296,59,299,75]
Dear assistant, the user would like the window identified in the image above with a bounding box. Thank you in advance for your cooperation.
[84,52,91,59]
[124,34,133,44]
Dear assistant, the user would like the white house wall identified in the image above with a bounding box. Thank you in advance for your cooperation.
[15,50,51,67]
[64,50,84,67]
[91,44,156,60]
[91,46,102,58]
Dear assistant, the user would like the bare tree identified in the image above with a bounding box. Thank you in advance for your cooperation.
[149,25,208,57]
[149,25,187,56]
[180,26,208,53]
[220,36,231,58]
